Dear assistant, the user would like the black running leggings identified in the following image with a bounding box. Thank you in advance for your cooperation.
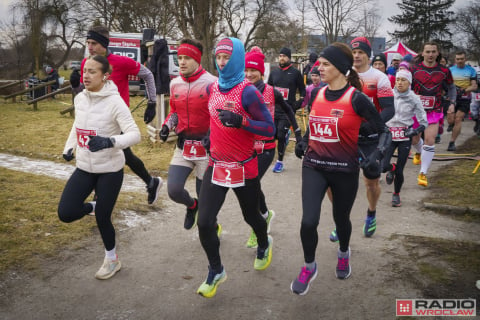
[167,165,202,208]
[301,166,359,261]
[275,118,291,161]
[197,166,268,272]
[58,168,123,251]
[123,147,151,185]
[257,147,275,213]
[382,140,411,194]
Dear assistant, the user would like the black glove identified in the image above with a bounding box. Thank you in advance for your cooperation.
[404,125,425,138]
[295,140,307,159]
[144,101,156,123]
[360,149,381,177]
[63,148,74,161]
[294,98,304,111]
[218,110,244,128]
[88,136,114,152]
[159,125,169,142]
[294,128,302,144]
[201,135,210,153]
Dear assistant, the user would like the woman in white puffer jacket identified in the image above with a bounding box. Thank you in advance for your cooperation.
[58,55,141,280]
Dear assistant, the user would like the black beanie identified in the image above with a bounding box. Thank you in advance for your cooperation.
[310,66,320,75]
[371,53,387,68]
[320,45,352,76]
[280,47,291,59]
[86,30,110,49]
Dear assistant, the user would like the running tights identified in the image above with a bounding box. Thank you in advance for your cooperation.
[275,118,290,161]
[197,166,268,272]
[167,165,201,208]
[123,147,151,185]
[58,168,123,251]
[257,148,275,213]
[382,140,411,194]
[301,166,359,261]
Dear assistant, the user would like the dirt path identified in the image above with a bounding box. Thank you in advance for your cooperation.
[0,122,479,320]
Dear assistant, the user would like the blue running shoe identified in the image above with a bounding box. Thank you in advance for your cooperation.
[363,216,376,237]
[272,161,284,173]
[329,228,338,242]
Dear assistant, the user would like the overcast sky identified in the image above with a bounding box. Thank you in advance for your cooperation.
[0,0,473,40]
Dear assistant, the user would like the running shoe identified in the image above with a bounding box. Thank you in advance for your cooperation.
[417,173,428,187]
[197,266,227,298]
[147,177,163,205]
[216,223,222,237]
[447,141,456,151]
[87,201,96,216]
[266,210,275,233]
[272,161,284,173]
[412,153,421,165]
[447,124,454,132]
[385,170,394,185]
[254,235,273,270]
[363,216,376,237]
[95,256,121,280]
[435,135,441,144]
[245,230,258,248]
[290,264,318,295]
[335,248,351,280]
[392,193,401,207]
[329,228,339,242]
[184,199,198,230]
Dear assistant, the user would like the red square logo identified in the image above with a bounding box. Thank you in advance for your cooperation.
[396,300,413,316]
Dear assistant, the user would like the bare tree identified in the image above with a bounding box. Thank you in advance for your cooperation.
[221,0,286,49]
[82,0,122,30]
[309,0,369,45]
[173,0,225,72]
[357,0,382,40]
[455,1,480,63]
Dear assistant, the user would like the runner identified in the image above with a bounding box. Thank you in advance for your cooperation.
[243,46,303,248]
[58,55,141,280]
[302,66,326,112]
[435,56,451,144]
[329,37,394,242]
[290,43,387,295]
[471,77,480,136]
[382,69,428,207]
[159,39,220,231]
[371,53,395,88]
[303,52,319,85]
[447,51,478,151]
[196,38,275,298]
[386,53,403,76]
[267,47,306,173]
[80,25,162,205]
[410,42,456,187]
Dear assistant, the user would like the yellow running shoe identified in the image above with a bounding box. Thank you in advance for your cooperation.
[412,153,421,165]
[197,266,227,298]
[216,223,222,238]
[254,235,273,270]
[417,172,428,187]
[245,229,258,248]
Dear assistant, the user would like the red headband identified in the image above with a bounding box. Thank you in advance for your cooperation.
[178,43,202,64]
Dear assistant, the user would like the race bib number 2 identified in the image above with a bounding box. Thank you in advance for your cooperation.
[76,128,97,149]
[212,161,245,188]
[309,115,340,143]
[182,140,207,160]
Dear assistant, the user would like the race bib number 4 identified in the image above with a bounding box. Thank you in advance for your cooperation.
[309,115,340,143]
[76,128,97,149]
[389,126,409,141]
[182,140,207,160]
[420,96,435,109]
[212,161,245,188]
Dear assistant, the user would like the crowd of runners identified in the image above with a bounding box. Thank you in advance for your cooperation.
[57,24,479,297]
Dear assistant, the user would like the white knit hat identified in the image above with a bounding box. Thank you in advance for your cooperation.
[396,69,412,84]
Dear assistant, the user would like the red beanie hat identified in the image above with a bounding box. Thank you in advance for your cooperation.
[350,37,372,57]
[245,46,265,75]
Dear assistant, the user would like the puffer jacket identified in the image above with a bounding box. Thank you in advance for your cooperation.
[387,88,428,129]
[63,81,141,173]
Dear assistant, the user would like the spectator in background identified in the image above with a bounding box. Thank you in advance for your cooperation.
[387,53,403,76]
[302,66,326,111]
[372,53,395,88]
[44,66,60,91]
[303,52,318,85]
